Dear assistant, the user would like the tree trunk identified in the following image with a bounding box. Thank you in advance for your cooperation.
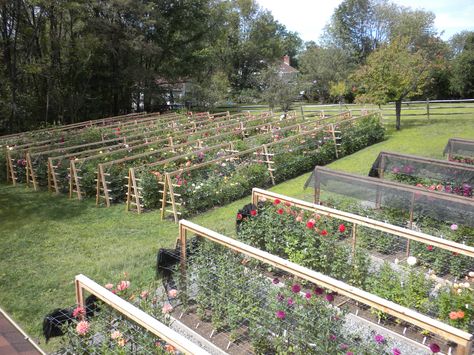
[395,99,402,130]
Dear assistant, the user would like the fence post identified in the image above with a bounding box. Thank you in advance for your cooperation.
[300,105,305,119]
[426,98,430,120]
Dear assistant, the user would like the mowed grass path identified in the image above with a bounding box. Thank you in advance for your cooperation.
[0,113,473,351]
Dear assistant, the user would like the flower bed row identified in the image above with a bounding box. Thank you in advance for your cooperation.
[236,200,473,333]
[140,114,384,216]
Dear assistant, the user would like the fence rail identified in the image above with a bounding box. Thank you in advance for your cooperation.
[74,274,209,355]
[178,219,473,354]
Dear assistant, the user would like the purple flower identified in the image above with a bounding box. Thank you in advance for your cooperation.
[276,293,284,302]
[314,287,324,295]
[287,298,295,306]
[339,343,349,350]
[346,352,354,355]
[305,292,312,299]
[276,310,286,320]
[329,334,337,341]
[450,224,458,231]
[392,348,401,355]
[429,343,440,353]
[272,277,280,284]
[374,334,385,344]
[325,294,334,302]
[291,284,301,293]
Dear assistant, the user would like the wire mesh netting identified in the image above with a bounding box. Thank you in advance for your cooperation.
[163,226,470,355]
[444,138,474,165]
[368,152,474,198]
[47,283,198,354]
[302,167,474,279]
[232,200,473,352]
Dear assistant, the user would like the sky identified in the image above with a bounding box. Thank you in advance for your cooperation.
[255,0,474,43]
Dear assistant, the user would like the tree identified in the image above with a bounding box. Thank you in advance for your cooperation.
[352,37,432,130]
[260,65,298,111]
[322,0,438,63]
[450,32,474,98]
[298,44,353,102]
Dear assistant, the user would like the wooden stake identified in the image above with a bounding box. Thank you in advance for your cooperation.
[6,150,16,186]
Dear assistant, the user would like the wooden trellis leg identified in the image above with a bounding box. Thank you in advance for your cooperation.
[69,160,83,200]
[96,164,111,207]
[25,153,38,190]
[47,158,60,194]
[6,150,16,186]
[160,173,181,223]
[328,124,342,159]
[125,168,142,213]
[168,137,175,153]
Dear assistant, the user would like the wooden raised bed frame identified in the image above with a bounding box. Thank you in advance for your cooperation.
[75,274,208,355]
[178,219,473,355]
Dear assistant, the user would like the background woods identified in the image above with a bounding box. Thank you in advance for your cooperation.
[1,0,474,134]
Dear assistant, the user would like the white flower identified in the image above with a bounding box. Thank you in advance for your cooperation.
[457,288,462,294]
[394,258,399,265]
[99,150,103,154]
[463,282,470,288]
[406,256,417,266]
[469,271,474,278]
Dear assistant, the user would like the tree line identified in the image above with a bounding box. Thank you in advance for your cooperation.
[1,0,473,133]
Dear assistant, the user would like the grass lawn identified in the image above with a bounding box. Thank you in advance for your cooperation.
[0,111,473,351]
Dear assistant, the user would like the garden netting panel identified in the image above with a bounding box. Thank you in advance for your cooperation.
[443,138,474,157]
[304,166,474,229]
[368,151,474,185]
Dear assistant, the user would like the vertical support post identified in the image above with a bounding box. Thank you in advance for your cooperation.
[300,105,305,119]
[168,136,175,153]
[406,192,416,256]
[251,190,259,206]
[96,169,101,206]
[351,223,357,260]
[375,155,385,209]
[75,278,85,310]
[126,169,132,211]
[179,222,188,295]
[99,164,110,207]
[426,98,430,120]
[160,173,168,221]
[47,158,59,194]
[329,124,339,159]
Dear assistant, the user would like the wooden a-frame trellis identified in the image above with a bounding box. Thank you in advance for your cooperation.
[125,143,233,216]
[68,159,84,199]
[5,149,17,185]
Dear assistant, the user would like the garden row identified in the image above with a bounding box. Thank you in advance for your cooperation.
[1,109,238,183]
[132,113,384,219]
[59,213,473,354]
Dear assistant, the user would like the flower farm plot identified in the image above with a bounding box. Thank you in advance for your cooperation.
[6,111,259,189]
[105,111,350,211]
[237,190,474,351]
[132,113,384,221]
[66,274,209,354]
[167,219,473,354]
[69,111,289,202]
[444,138,474,165]
[0,111,149,146]
[369,152,474,198]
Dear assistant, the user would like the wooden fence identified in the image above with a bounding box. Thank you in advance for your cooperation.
[178,219,474,355]
[74,274,209,355]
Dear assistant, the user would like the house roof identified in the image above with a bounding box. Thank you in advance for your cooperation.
[278,61,299,74]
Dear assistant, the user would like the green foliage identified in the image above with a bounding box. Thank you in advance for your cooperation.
[352,37,431,105]
[450,32,474,98]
